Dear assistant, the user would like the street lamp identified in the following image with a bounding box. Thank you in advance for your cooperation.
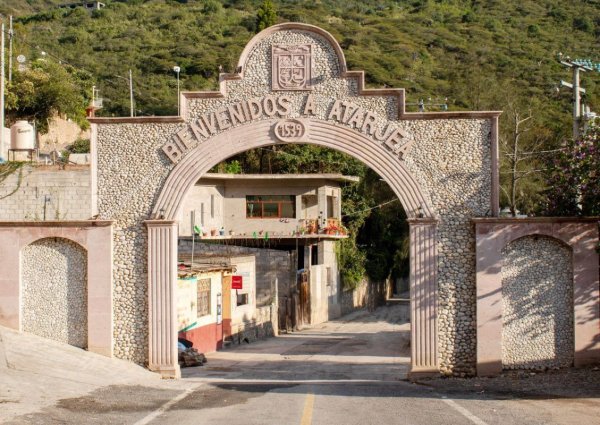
[173,66,181,116]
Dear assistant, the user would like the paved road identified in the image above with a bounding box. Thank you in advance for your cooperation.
[4,302,600,425]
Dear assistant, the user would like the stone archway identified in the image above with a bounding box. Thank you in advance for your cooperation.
[90,22,500,379]
[153,120,432,220]
[147,119,439,378]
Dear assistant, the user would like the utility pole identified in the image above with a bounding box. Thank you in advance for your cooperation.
[1,20,5,162]
[558,54,592,139]
[8,16,12,84]
[129,69,134,117]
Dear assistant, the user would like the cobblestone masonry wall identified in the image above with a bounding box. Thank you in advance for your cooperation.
[21,238,88,348]
[0,166,90,220]
[178,240,294,307]
[501,236,574,369]
[96,28,491,373]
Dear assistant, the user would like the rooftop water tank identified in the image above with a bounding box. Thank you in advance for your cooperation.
[11,120,35,150]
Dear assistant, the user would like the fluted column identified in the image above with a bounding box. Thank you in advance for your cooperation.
[145,220,180,378]
[408,218,439,376]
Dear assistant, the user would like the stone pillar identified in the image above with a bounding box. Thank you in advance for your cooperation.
[145,220,180,378]
[408,218,439,377]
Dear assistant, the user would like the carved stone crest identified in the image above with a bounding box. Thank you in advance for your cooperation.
[272,45,312,91]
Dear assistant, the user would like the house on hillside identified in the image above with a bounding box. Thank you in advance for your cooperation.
[58,1,105,11]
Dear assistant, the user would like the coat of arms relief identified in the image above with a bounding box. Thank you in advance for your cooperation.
[272,45,312,90]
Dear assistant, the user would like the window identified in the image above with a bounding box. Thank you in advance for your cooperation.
[236,293,249,306]
[197,278,211,317]
[327,196,334,218]
[246,195,295,218]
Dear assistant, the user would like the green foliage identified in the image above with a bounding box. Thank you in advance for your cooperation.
[336,238,366,290]
[221,160,242,174]
[573,17,593,33]
[544,125,600,216]
[203,0,222,14]
[6,60,91,133]
[62,137,91,163]
[356,169,410,282]
[220,144,365,176]
[256,0,277,32]
[67,138,91,154]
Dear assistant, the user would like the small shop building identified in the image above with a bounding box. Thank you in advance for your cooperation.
[177,254,276,353]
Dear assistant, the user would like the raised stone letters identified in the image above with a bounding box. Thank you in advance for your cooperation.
[162,94,414,164]
[162,139,183,163]
[272,45,312,91]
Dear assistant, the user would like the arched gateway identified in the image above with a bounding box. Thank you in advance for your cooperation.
[90,23,501,378]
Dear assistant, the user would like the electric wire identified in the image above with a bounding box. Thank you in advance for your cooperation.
[342,198,399,218]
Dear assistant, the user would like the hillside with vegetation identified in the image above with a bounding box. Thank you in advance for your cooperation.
[1,0,599,284]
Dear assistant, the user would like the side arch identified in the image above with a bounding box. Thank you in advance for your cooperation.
[153,119,433,220]
[500,235,574,369]
[474,219,600,376]
[20,232,89,251]
[503,229,574,250]
[21,237,88,348]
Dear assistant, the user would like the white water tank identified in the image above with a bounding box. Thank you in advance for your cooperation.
[11,120,35,150]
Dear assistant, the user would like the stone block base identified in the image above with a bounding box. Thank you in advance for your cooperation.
[408,369,440,381]
[149,364,181,379]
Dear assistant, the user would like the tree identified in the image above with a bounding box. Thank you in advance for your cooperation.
[496,88,550,216]
[544,124,600,216]
[256,0,277,33]
[5,60,91,134]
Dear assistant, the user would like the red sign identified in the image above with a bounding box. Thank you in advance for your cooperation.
[232,275,243,289]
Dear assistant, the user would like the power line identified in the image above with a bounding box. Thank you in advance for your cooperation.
[342,198,399,218]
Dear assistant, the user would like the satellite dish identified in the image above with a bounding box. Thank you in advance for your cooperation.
[17,55,26,63]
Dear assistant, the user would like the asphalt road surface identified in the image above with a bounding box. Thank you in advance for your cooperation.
[5,302,600,425]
